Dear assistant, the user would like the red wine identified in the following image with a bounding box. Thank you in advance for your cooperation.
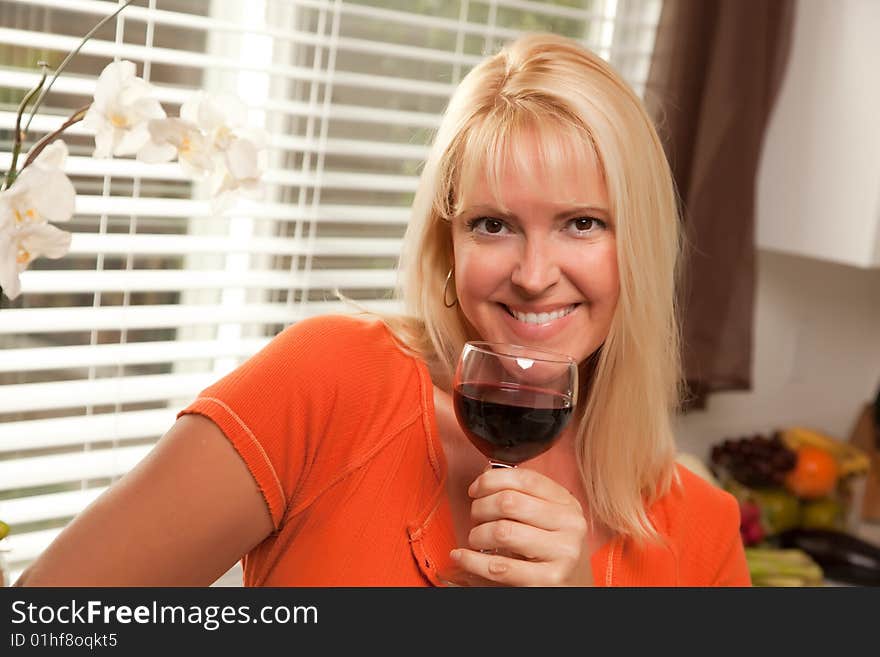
[453,382,574,465]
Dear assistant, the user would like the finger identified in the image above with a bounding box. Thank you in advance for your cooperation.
[450,548,531,586]
[436,563,505,588]
[449,548,564,587]
[469,467,576,505]
[470,489,575,532]
[467,519,565,562]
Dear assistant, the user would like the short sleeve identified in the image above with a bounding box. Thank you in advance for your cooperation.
[176,315,356,530]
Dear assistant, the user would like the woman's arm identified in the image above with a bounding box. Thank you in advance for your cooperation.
[14,414,274,586]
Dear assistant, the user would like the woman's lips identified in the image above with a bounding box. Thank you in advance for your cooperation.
[504,304,578,325]
[498,302,581,340]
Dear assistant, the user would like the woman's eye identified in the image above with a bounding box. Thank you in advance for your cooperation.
[567,217,606,235]
[469,217,508,235]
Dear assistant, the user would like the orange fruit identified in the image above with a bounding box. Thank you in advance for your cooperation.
[784,446,839,499]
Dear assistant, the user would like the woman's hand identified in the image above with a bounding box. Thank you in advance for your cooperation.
[449,467,593,586]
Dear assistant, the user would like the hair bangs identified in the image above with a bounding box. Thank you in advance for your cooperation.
[451,103,603,217]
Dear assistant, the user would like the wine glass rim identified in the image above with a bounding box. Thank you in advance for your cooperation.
[463,341,577,365]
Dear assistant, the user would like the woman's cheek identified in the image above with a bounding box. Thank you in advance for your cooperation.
[570,244,618,303]
[455,243,500,296]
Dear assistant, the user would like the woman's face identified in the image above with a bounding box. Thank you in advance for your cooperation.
[451,134,619,366]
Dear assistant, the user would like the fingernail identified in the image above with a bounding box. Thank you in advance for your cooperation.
[488,560,508,574]
[450,549,462,561]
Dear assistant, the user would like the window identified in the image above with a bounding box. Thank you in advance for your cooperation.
[0,0,663,585]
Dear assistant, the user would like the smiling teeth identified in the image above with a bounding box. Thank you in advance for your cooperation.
[511,305,576,325]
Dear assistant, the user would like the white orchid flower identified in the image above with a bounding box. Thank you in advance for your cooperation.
[183,92,266,164]
[207,150,261,213]
[138,117,215,177]
[0,222,72,299]
[82,60,166,158]
[133,90,266,207]
[180,92,248,151]
[0,140,75,300]
[4,140,76,225]
[208,132,268,212]
[218,133,265,192]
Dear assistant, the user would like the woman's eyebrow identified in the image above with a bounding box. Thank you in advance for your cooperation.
[461,204,611,220]
[460,204,515,218]
[558,205,612,220]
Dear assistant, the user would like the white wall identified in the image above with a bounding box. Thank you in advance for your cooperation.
[674,0,880,461]
[675,250,880,460]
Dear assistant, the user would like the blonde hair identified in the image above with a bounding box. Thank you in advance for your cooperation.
[384,33,683,541]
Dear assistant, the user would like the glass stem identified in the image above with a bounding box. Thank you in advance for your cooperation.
[484,462,514,554]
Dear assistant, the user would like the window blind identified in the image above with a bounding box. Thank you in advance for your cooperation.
[0,0,663,586]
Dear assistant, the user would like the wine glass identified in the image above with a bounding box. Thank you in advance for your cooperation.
[442,341,579,579]
[452,342,579,469]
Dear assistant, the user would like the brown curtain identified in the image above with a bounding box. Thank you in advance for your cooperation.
[645,0,795,410]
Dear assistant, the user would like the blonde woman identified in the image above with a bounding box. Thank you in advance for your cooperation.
[16,33,749,587]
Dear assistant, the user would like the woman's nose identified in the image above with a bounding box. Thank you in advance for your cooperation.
[510,238,561,295]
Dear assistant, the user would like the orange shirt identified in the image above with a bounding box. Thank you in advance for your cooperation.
[178,315,751,587]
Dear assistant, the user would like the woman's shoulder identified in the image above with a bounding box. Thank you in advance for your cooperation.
[278,313,394,347]
[622,464,748,586]
[198,313,425,417]
[272,314,416,367]
[280,314,431,405]
[654,463,739,532]
[650,463,745,579]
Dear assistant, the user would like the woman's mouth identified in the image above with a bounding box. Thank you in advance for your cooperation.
[502,303,579,326]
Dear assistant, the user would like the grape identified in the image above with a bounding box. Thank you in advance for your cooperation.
[710,431,797,488]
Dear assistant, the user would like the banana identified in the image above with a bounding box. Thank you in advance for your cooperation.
[780,427,870,477]
[745,547,824,586]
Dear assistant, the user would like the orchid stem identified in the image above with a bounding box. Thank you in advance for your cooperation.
[3,65,48,192]
[20,104,91,172]
[24,0,137,134]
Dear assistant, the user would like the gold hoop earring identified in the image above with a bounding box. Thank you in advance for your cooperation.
[442,268,458,308]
